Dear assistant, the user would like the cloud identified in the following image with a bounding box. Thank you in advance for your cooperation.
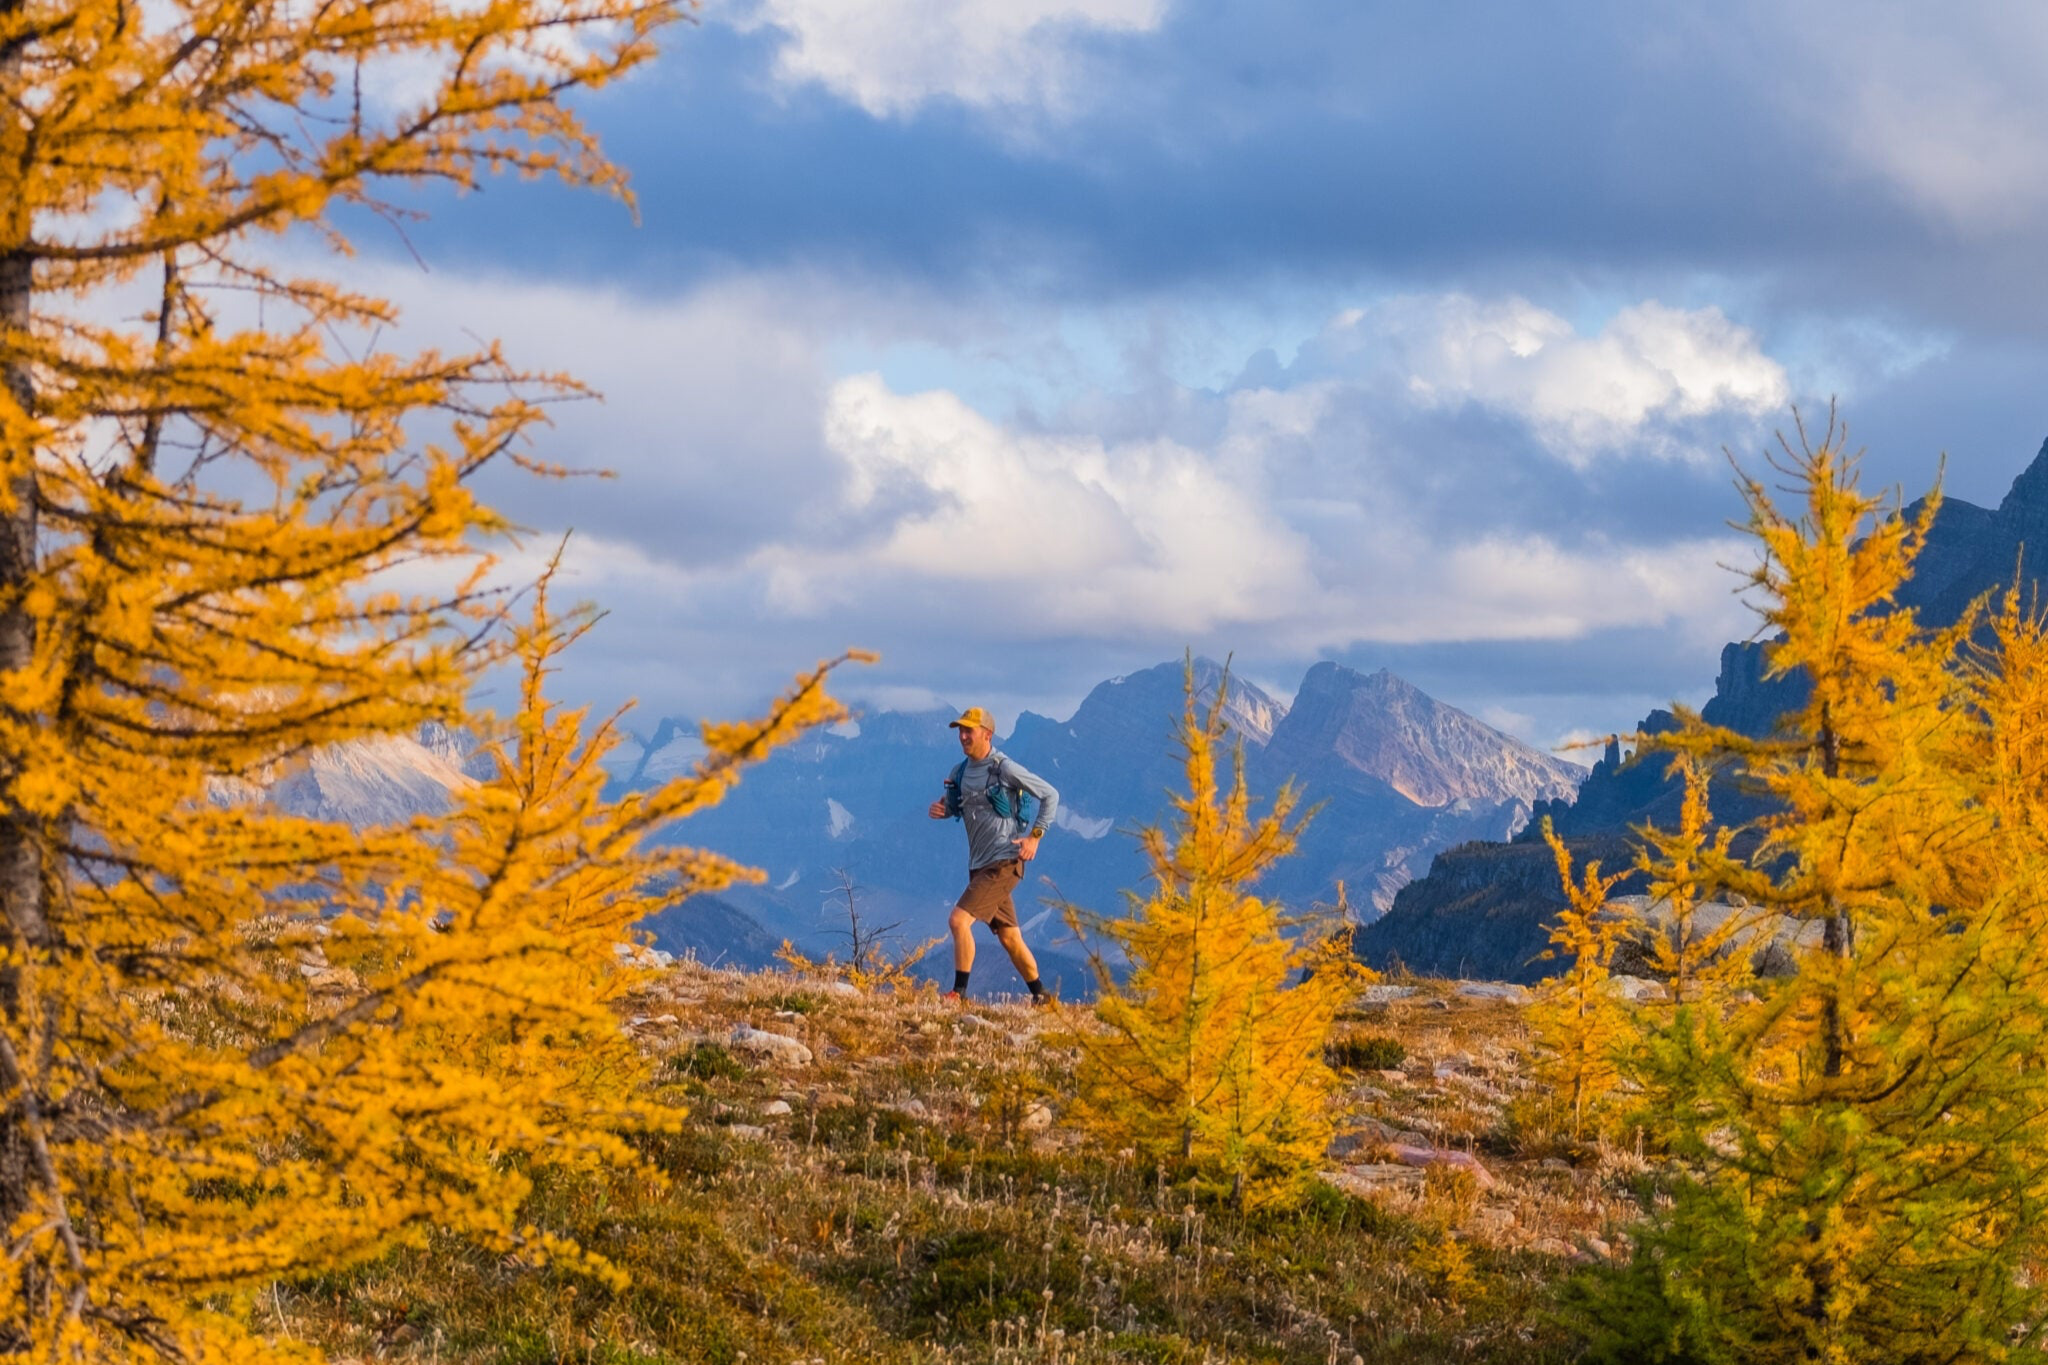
[717,354,1758,659]
[720,0,1168,117]
[314,261,858,565]
[392,0,2048,341]
[1743,1,2048,238]
[304,252,1793,749]
[1297,297,1789,466]
[759,372,1317,633]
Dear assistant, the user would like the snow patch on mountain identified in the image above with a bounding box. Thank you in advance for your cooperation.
[641,733,708,780]
[826,798,855,838]
[1054,807,1114,840]
[600,732,647,782]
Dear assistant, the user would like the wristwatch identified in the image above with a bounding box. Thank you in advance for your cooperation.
[1029,827,1046,840]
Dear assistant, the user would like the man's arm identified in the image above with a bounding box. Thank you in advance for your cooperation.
[930,766,961,820]
[1003,758,1060,856]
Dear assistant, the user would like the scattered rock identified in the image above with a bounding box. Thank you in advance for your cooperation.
[1579,1235,1613,1263]
[888,1098,932,1120]
[1020,1100,1055,1132]
[1326,1121,1395,1159]
[1321,1164,1427,1196]
[1454,982,1530,1003]
[725,1123,769,1140]
[826,981,862,997]
[615,943,675,969]
[728,1025,813,1066]
[1539,1158,1573,1172]
[1386,1144,1495,1189]
[957,1013,1002,1034]
[1425,999,1451,1012]
[1604,895,1825,980]
[1605,975,1670,1004]
[1359,984,1417,1004]
[1466,1206,1516,1235]
[759,1100,793,1118]
[772,1009,805,1020]
[1534,1237,1575,1258]
[1376,1069,1408,1086]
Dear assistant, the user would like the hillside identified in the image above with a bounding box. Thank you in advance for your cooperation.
[280,963,1641,1365]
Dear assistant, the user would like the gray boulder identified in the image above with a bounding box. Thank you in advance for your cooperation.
[728,1025,813,1066]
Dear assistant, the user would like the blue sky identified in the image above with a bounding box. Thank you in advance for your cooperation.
[356,0,2048,752]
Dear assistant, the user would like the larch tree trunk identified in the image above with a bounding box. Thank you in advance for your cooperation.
[0,3,50,1335]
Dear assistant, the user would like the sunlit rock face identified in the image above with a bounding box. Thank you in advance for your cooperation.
[208,725,482,827]
[1260,664,1581,810]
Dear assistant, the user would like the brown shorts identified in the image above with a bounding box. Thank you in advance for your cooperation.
[955,858,1025,930]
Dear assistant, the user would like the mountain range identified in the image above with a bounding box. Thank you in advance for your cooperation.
[1358,434,2048,983]
[215,656,1583,989]
[625,658,1584,988]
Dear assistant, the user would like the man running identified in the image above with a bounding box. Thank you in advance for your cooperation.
[926,706,1060,1003]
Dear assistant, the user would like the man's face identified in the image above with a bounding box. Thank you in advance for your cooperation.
[957,724,993,760]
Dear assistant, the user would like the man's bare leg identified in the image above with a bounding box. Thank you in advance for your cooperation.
[949,906,977,973]
[994,924,1039,985]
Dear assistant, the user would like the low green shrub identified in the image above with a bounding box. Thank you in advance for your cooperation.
[1327,1033,1407,1071]
[667,1042,746,1083]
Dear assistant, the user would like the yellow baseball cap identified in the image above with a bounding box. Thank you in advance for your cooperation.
[948,706,995,731]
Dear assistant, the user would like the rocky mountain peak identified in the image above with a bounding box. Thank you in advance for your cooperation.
[843,707,959,749]
[1266,662,1584,808]
[2000,436,2048,526]
[211,731,477,827]
[1297,662,1423,706]
[1064,657,1286,749]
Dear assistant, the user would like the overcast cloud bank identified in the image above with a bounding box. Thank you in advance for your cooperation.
[294,1,2048,750]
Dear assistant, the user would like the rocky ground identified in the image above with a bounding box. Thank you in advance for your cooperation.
[286,962,1659,1364]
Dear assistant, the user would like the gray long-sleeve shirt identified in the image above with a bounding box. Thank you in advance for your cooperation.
[949,751,1060,871]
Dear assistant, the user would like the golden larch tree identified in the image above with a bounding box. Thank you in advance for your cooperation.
[1575,417,2048,1364]
[1527,817,1633,1141]
[1630,751,1750,1007]
[1067,662,1357,1211]
[0,1,866,1360]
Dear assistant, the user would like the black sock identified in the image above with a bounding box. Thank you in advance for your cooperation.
[953,969,971,994]
[1026,977,1046,997]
